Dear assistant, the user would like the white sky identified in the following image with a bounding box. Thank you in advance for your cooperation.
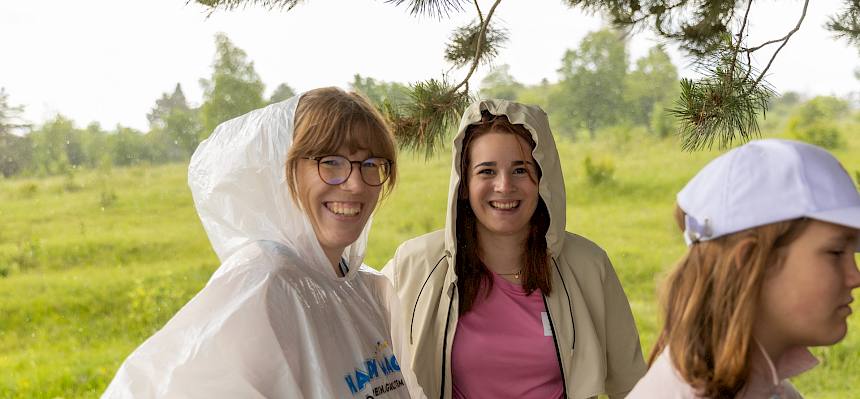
[1,0,858,132]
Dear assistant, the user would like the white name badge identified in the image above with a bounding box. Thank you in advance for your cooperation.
[541,312,553,336]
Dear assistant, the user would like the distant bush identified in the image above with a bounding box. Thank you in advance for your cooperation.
[785,96,848,149]
[63,170,83,192]
[584,155,615,185]
[788,120,843,149]
[100,189,118,209]
[649,102,675,138]
[18,182,38,198]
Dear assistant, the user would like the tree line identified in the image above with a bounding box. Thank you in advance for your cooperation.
[0,29,855,179]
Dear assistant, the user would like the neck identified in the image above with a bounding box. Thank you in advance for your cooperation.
[323,247,345,277]
[752,329,788,365]
[476,228,527,274]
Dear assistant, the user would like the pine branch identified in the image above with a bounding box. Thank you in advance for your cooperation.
[385,0,469,18]
[451,0,503,93]
[444,21,508,69]
[383,79,471,157]
[670,50,775,151]
[827,0,860,47]
[193,0,303,12]
[750,0,809,87]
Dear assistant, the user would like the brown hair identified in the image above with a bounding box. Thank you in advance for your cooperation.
[455,111,552,315]
[286,87,397,207]
[649,205,811,397]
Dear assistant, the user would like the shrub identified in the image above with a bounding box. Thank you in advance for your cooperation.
[99,189,118,209]
[584,155,615,185]
[787,120,843,149]
[785,96,848,149]
[18,182,39,198]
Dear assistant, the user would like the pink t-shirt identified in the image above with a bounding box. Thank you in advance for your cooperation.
[451,271,564,399]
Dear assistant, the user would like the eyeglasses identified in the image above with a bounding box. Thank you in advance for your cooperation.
[304,155,393,187]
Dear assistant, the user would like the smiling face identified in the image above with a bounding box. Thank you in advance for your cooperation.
[465,131,540,243]
[295,146,382,264]
[756,220,860,349]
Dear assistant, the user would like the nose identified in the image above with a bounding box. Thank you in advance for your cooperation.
[494,173,516,193]
[846,255,860,290]
[339,163,365,192]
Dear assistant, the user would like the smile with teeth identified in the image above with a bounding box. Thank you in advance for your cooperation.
[325,201,361,216]
[490,200,520,210]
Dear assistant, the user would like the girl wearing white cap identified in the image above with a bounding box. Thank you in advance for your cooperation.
[103,87,421,398]
[628,139,860,398]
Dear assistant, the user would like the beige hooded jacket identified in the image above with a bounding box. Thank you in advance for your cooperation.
[382,99,646,399]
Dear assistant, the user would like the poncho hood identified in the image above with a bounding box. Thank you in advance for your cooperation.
[187,93,370,278]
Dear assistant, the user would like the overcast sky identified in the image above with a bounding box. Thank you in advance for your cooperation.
[1,0,858,132]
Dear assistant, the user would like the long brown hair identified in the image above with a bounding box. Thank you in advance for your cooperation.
[455,111,551,315]
[285,87,397,207]
[650,206,810,397]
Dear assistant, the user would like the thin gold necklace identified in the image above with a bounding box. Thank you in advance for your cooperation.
[497,270,522,280]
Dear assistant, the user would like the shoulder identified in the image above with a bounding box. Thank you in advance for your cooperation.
[560,232,610,260]
[383,230,449,293]
[386,230,447,275]
[555,232,614,280]
[208,240,306,293]
[394,230,447,259]
[627,350,700,399]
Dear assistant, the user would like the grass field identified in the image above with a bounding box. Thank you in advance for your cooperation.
[1,131,858,398]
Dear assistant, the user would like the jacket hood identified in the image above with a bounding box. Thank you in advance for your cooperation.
[444,99,566,258]
[187,93,370,278]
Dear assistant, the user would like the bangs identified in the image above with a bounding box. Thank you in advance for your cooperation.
[309,110,396,160]
[286,87,398,205]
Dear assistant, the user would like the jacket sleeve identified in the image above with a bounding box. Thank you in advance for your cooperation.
[601,254,647,399]
[102,246,305,399]
[378,253,428,399]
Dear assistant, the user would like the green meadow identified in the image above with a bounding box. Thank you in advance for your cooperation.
[1,132,858,398]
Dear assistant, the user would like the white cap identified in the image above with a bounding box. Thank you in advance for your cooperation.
[677,139,860,251]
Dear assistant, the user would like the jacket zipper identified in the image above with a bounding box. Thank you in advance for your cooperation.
[543,293,569,398]
[439,282,455,399]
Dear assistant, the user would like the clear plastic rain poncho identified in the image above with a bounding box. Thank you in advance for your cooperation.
[102,93,420,399]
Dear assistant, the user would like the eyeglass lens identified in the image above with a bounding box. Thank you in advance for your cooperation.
[317,155,390,186]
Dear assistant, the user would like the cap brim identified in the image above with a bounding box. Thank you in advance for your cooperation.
[806,206,860,252]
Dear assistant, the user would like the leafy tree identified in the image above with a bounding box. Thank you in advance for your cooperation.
[0,88,32,177]
[785,96,849,149]
[109,126,152,166]
[80,122,110,168]
[199,33,265,139]
[479,64,524,101]
[552,28,628,139]
[147,84,201,160]
[349,74,410,108]
[147,84,190,130]
[29,115,77,175]
[269,83,296,103]
[624,46,678,133]
[196,0,852,152]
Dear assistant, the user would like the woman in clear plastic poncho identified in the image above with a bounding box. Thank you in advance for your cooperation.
[103,87,421,398]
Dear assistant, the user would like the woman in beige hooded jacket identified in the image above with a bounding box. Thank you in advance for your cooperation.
[383,99,646,399]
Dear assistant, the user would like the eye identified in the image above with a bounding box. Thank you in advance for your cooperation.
[476,168,495,176]
[363,158,388,168]
[513,167,529,175]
